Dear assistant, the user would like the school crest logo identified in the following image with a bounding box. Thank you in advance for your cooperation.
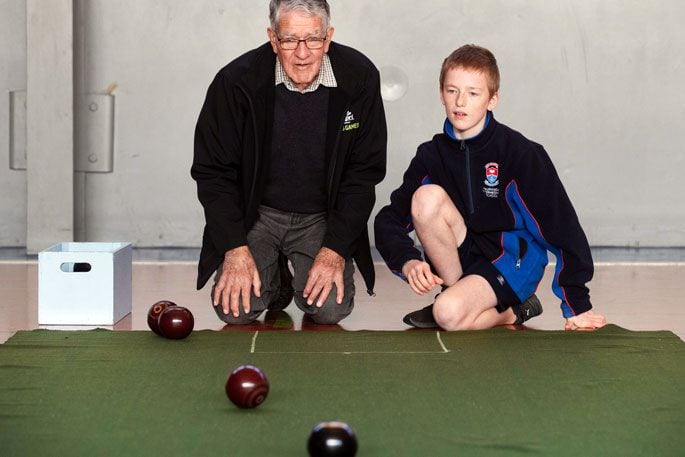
[482,162,500,198]
[484,162,499,187]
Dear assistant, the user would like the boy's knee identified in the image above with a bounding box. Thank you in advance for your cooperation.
[433,295,470,331]
[411,185,448,222]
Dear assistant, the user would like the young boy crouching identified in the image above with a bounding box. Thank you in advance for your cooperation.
[374,44,607,331]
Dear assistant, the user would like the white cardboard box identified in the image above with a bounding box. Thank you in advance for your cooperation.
[38,242,132,325]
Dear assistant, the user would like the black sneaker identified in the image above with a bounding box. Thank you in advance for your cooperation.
[403,304,440,329]
[268,253,294,311]
[512,294,543,325]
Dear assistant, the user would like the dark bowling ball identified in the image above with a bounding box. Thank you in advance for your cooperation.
[157,306,194,339]
[225,365,269,409]
[308,421,358,457]
[147,300,177,335]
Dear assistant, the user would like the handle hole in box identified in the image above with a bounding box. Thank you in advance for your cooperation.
[60,262,92,273]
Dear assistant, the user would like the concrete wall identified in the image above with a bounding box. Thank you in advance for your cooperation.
[0,0,27,246]
[26,0,74,253]
[2,0,684,248]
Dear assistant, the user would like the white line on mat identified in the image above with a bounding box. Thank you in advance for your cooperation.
[436,331,450,353]
[249,330,452,355]
[250,331,259,353]
[254,351,446,354]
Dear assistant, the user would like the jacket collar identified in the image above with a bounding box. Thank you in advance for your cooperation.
[326,42,364,99]
[442,111,497,150]
[239,43,277,95]
[239,42,361,100]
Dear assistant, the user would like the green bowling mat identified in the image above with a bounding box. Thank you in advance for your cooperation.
[1,325,684,456]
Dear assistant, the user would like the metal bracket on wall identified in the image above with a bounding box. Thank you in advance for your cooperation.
[9,90,27,170]
[76,93,114,173]
[9,91,115,173]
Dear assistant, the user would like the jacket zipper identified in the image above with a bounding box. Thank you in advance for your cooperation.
[461,141,475,215]
[516,237,528,268]
[239,85,260,211]
[327,106,349,202]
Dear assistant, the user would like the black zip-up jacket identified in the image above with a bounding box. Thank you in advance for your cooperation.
[374,114,593,318]
[191,42,387,292]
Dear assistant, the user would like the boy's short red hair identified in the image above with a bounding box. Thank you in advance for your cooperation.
[440,45,500,96]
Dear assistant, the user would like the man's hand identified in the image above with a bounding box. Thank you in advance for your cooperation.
[565,310,607,331]
[213,246,261,317]
[303,247,345,307]
[402,259,444,295]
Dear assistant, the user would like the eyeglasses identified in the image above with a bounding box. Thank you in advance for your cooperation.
[276,36,327,50]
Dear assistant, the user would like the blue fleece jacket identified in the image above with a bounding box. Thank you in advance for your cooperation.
[374,113,594,317]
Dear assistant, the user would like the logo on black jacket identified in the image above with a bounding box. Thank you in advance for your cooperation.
[483,162,500,198]
[342,111,360,131]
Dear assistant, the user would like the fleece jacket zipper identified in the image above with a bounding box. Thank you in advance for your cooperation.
[461,140,475,215]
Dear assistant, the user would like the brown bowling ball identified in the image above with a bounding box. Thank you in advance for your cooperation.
[147,300,177,335]
[225,365,269,409]
[157,306,194,340]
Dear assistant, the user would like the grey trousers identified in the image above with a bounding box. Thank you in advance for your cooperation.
[212,206,355,325]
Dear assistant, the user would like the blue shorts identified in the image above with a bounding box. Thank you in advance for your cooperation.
[458,235,521,313]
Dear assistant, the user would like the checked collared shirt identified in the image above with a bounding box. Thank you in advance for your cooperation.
[275,54,337,93]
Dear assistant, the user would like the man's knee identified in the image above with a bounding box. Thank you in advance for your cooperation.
[210,283,267,325]
[411,184,460,224]
[309,300,354,325]
[213,304,263,325]
[295,286,354,325]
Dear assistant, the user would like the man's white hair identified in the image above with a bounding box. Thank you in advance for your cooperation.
[269,0,330,33]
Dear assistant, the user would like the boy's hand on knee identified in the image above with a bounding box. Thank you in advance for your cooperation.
[564,310,607,331]
[402,260,444,295]
[214,246,262,318]
[304,247,345,307]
